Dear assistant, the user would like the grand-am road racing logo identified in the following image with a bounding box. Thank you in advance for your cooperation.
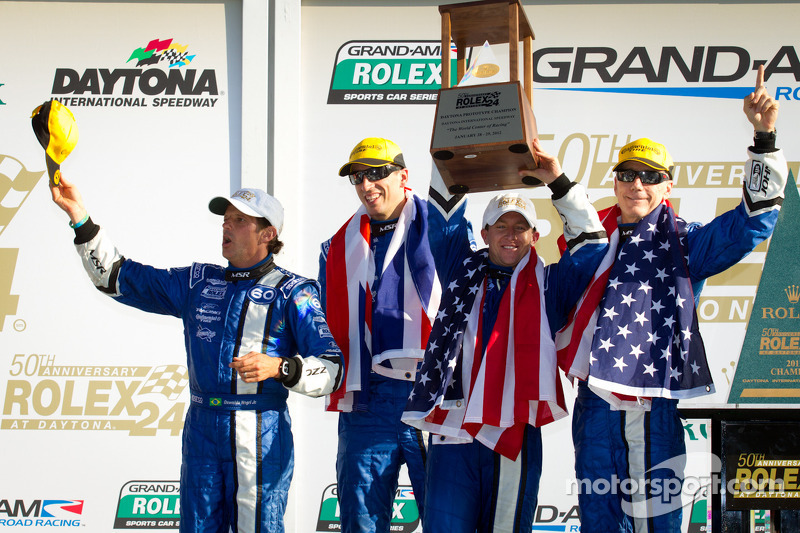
[114,481,180,530]
[328,40,458,105]
[50,38,220,109]
[330,43,800,105]
[2,354,188,436]
[0,499,84,527]
[534,45,800,100]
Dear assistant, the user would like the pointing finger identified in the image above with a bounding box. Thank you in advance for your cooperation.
[755,64,765,90]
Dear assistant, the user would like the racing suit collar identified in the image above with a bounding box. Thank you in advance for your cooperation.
[225,254,276,281]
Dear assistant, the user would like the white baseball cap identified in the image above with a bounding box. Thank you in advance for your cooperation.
[209,188,285,235]
[482,193,537,230]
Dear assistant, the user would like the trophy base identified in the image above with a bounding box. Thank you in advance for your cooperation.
[430,82,540,194]
[433,143,541,194]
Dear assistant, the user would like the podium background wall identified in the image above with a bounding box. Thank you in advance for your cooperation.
[1,1,798,531]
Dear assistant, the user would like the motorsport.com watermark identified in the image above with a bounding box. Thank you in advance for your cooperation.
[566,452,800,519]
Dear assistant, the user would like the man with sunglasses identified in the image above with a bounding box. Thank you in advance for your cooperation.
[557,65,788,532]
[319,137,461,532]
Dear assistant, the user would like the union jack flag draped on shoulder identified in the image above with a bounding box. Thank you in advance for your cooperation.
[325,190,440,412]
[402,248,566,461]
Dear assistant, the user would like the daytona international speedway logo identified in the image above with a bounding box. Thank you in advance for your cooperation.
[127,38,196,69]
[50,37,220,108]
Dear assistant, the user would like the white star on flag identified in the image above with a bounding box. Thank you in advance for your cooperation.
[585,204,713,400]
[599,338,615,352]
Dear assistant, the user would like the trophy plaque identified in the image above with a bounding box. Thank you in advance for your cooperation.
[431,0,540,194]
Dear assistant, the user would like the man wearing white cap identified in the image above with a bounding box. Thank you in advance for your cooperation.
[557,65,788,532]
[402,138,608,533]
[49,179,343,533]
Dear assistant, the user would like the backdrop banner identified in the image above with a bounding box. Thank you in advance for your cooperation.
[1,2,798,532]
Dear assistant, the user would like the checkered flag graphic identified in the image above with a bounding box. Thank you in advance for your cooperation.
[0,155,45,237]
[161,49,194,67]
[127,39,195,68]
[140,365,189,400]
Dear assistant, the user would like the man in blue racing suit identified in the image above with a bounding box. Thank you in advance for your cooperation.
[556,65,788,532]
[50,181,343,533]
[402,138,609,533]
[319,137,457,532]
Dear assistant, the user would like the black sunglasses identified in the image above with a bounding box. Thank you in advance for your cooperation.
[348,165,401,185]
[614,170,671,185]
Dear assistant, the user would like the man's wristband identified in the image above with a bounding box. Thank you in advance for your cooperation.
[275,357,301,387]
[753,129,777,153]
[754,129,777,141]
[69,213,89,229]
[548,173,576,200]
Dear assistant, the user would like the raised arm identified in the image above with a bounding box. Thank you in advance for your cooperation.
[50,175,188,316]
[686,64,787,283]
[426,163,475,286]
[531,140,609,333]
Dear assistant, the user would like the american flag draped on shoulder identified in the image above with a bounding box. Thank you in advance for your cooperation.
[325,189,440,412]
[556,203,714,409]
[402,248,566,461]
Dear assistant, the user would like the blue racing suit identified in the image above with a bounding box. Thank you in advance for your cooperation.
[71,220,343,533]
[573,145,788,533]
[418,173,608,533]
[318,188,469,533]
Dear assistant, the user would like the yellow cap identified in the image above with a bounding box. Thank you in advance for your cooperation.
[31,100,79,186]
[338,137,406,176]
[613,138,674,178]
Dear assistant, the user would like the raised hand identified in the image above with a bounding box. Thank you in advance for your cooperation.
[50,175,88,224]
[744,64,779,132]
[519,138,563,185]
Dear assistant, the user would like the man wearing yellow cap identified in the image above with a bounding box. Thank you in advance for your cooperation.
[319,137,463,532]
[556,65,788,532]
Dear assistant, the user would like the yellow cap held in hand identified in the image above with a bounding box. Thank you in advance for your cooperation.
[31,100,79,186]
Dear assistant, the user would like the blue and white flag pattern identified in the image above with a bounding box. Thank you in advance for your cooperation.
[587,204,714,404]
[405,250,488,420]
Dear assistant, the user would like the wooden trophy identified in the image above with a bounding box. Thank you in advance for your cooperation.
[431,0,540,194]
